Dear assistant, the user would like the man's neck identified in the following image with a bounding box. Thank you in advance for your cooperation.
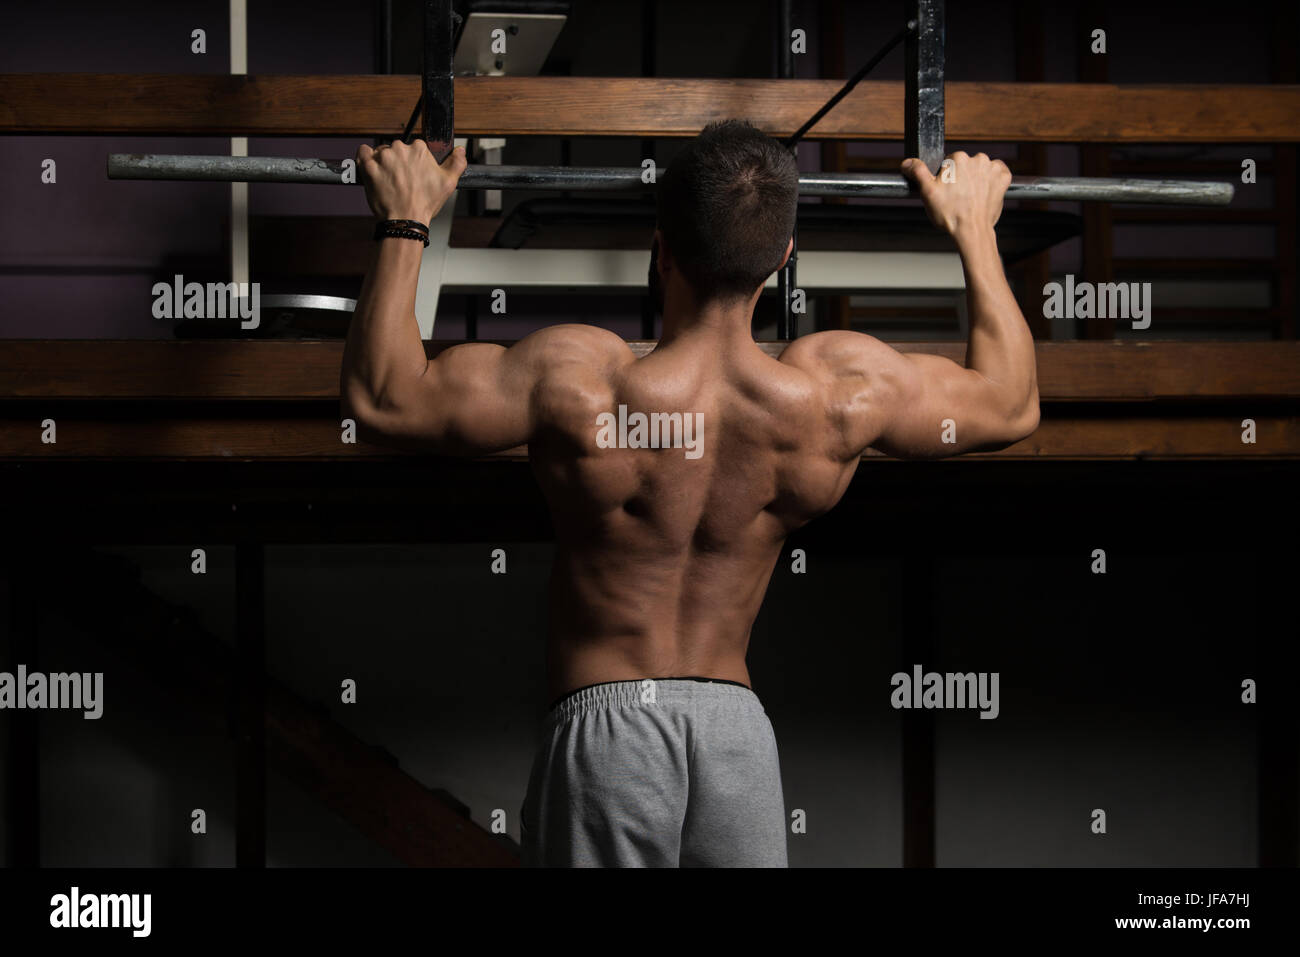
[658,287,761,349]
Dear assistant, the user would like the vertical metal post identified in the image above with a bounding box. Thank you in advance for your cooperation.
[777,0,797,339]
[904,0,945,174]
[902,4,943,859]
[235,542,265,867]
[901,547,936,868]
[423,0,455,161]
[5,557,39,867]
[640,0,657,168]
[784,217,800,339]
[417,0,458,338]
[229,0,249,319]
[642,0,658,340]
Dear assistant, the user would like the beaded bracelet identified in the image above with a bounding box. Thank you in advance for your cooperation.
[373,221,430,247]
[381,219,430,234]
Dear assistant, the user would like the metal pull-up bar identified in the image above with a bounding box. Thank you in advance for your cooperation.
[102,0,1236,208]
[102,0,1237,206]
[102,0,1238,346]
[105,153,1235,206]
[103,0,1238,207]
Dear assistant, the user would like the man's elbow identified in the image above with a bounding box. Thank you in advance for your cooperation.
[972,392,1039,453]
[1007,392,1040,444]
[339,383,397,446]
[339,377,369,426]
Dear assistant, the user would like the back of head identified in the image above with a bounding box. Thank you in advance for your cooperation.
[657,119,799,302]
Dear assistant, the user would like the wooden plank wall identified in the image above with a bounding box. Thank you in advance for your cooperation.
[0,340,1295,461]
[2,75,1298,141]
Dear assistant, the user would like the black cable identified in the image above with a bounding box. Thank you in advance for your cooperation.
[783,22,915,149]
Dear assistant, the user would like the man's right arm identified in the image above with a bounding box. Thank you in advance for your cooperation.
[788,151,1039,460]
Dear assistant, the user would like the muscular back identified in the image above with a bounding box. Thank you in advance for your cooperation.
[342,150,1038,700]
[527,326,864,696]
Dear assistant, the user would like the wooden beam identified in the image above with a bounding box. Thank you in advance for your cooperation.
[959,416,1300,460]
[2,340,1297,402]
[0,412,1292,461]
[3,74,1298,142]
[3,340,1296,460]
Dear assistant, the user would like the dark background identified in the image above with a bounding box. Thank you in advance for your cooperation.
[2,459,1291,867]
[0,0,1295,867]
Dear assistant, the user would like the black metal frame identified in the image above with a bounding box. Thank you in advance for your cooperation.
[104,0,1235,354]
[904,0,946,174]
[103,0,1237,209]
[103,0,1236,215]
[777,0,797,340]
[422,0,456,161]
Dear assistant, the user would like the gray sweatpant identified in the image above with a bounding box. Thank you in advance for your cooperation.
[520,678,787,867]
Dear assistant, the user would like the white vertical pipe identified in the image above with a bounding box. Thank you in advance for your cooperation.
[230,0,249,290]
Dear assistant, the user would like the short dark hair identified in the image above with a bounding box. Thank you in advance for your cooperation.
[656,119,799,301]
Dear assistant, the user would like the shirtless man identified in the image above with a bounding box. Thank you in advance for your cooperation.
[341,119,1038,868]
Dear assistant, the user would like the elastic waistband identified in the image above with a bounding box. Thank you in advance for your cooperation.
[548,677,756,717]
